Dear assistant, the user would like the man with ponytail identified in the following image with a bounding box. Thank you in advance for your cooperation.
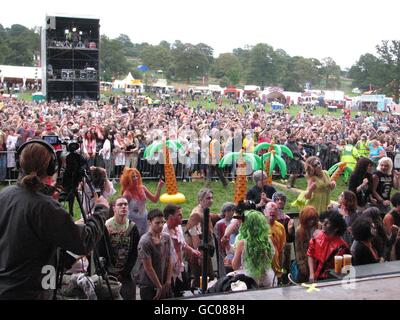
[0,140,109,300]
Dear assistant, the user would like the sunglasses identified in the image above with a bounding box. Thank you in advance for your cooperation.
[312,161,321,167]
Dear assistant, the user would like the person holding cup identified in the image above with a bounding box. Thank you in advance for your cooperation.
[307,210,349,282]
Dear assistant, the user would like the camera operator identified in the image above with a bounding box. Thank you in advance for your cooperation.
[0,140,109,300]
[80,166,116,217]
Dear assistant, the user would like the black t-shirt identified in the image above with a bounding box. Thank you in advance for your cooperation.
[374,171,393,201]
[246,184,277,205]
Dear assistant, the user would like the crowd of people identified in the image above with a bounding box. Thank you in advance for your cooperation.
[0,94,399,184]
[0,93,400,300]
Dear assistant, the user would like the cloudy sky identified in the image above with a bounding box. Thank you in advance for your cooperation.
[1,0,398,69]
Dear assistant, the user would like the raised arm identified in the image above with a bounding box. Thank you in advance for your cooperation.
[143,180,164,203]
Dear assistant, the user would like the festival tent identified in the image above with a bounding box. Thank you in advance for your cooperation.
[224,85,242,98]
[208,84,224,94]
[244,85,260,93]
[356,94,386,111]
[194,86,209,94]
[322,90,345,108]
[0,65,42,87]
[283,91,302,105]
[150,79,173,91]
[260,87,286,102]
[244,85,260,98]
[300,91,319,105]
[323,90,345,101]
[112,72,144,93]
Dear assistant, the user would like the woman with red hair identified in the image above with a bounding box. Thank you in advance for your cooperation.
[294,205,319,282]
[121,167,164,236]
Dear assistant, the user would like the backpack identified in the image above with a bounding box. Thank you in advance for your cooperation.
[207,273,258,294]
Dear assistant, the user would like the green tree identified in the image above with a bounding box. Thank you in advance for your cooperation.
[171,43,209,83]
[195,42,214,65]
[233,46,251,69]
[100,35,132,81]
[348,53,384,91]
[376,40,400,103]
[159,40,171,51]
[116,34,137,57]
[321,57,341,89]
[271,49,290,85]
[140,45,172,72]
[0,24,11,64]
[245,43,275,87]
[212,53,241,85]
[2,24,40,66]
[284,56,322,91]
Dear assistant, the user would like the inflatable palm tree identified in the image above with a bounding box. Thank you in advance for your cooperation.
[219,151,261,204]
[144,139,186,203]
[253,142,293,184]
[328,162,353,183]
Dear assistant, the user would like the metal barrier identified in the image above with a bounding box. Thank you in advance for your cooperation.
[0,150,236,183]
[1,148,398,184]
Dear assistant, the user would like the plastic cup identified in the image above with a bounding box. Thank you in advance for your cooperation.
[334,255,343,274]
[199,276,209,289]
[343,254,352,268]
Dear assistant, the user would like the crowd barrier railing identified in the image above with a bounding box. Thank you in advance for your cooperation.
[0,148,398,184]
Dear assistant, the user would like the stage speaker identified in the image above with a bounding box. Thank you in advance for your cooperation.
[45,15,100,101]
[61,69,75,80]
[80,70,87,80]
[86,68,97,80]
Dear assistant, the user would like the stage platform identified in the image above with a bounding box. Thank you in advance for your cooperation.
[185,261,400,300]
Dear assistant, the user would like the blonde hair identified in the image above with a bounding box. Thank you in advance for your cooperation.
[377,157,393,174]
[304,156,320,177]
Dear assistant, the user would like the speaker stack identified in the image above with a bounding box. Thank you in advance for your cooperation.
[61,69,75,80]
[80,70,87,80]
[86,68,97,80]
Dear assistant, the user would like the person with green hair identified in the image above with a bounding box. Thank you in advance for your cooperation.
[231,210,276,288]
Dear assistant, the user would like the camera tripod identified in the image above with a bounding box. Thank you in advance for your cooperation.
[53,170,113,300]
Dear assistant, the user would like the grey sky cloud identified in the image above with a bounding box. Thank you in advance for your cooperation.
[1,0,398,69]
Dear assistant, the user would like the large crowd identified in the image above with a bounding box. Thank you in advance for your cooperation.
[0,94,399,182]
[0,92,400,300]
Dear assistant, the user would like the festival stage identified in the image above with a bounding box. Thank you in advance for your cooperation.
[186,261,400,300]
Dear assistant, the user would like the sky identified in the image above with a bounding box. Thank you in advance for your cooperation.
[1,0,399,69]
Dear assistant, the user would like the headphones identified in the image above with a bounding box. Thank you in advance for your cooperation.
[16,139,58,176]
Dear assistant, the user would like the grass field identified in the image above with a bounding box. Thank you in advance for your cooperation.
[83,176,345,220]
[0,175,346,221]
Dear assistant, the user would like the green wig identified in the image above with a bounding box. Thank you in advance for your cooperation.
[236,210,274,280]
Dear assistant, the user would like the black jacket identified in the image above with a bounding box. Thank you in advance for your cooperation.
[0,185,107,300]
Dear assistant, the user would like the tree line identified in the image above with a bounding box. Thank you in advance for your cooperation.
[1,24,399,101]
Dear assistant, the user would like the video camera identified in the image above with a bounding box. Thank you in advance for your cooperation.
[42,135,82,153]
[41,135,86,193]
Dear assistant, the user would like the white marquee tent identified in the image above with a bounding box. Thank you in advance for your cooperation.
[0,65,42,85]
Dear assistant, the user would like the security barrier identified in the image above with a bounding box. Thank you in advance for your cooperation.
[0,149,398,184]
